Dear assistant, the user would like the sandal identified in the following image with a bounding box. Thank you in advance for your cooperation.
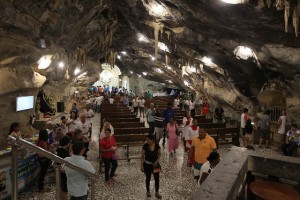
[155,193,162,199]
[147,192,151,197]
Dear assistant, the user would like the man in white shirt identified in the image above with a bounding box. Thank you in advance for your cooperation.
[75,114,92,138]
[60,116,68,135]
[109,97,114,104]
[83,104,94,128]
[277,110,287,150]
[138,97,146,118]
[64,141,95,199]
[133,96,139,117]
[174,97,180,108]
[95,96,103,113]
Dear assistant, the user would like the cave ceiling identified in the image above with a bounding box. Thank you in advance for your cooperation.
[0,0,300,104]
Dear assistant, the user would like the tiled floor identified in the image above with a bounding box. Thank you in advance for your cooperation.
[18,113,282,200]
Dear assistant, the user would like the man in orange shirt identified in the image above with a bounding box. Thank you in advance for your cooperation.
[188,128,217,180]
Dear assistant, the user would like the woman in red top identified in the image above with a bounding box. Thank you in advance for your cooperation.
[201,99,209,116]
[100,128,118,187]
[36,129,51,193]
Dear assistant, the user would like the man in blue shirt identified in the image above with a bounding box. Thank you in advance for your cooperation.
[162,102,174,146]
[64,141,95,200]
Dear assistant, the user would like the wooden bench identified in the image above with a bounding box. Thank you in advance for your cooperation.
[101,111,133,116]
[114,134,147,160]
[206,128,239,147]
[110,122,145,128]
[106,118,140,123]
[114,127,150,135]
[198,123,226,129]
[102,114,136,118]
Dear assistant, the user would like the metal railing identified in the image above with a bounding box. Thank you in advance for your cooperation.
[8,136,98,200]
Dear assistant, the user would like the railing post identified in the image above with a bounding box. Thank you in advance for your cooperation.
[11,144,18,200]
[91,179,95,200]
[55,165,61,200]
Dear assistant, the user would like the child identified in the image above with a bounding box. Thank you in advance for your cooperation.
[64,141,95,199]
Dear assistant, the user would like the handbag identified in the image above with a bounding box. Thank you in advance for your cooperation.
[153,163,161,174]
[112,152,119,160]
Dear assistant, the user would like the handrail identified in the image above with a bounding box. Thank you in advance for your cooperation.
[8,136,98,179]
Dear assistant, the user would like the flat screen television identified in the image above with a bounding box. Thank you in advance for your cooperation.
[16,96,34,112]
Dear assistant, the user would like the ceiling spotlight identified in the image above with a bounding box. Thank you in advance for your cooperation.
[138,74,141,78]
[158,42,169,52]
[74,68,81,75]
[130,71,133,74]
[142,72,147,76]
[58,61,64,68]
[37,55,52,69]
[121,51,127,55]
[221,0,248,4]
[117,55,121,59]
[156,68,163,73]
[150,55,155,61]
[166,65,172,70]
[168,80,172,83]
[138,33,148,42]
[74,91,79,94]
[152,3,164,15]
[202,56,213,65]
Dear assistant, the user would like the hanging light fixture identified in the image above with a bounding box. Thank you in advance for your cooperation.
[37,55,52,69]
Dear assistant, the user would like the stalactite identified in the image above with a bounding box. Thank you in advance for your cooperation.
[151,21,164,62]
[165,53,169,65]
[284,0,290,33]
[292,7,299,37]
[165,31,171,41]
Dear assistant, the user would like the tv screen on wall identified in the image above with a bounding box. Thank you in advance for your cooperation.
[16,96,34,112]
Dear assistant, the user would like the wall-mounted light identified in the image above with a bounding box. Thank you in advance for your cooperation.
[58,61,64,68]
[150,55,155,61]
[121,51,127,55]
[117,55,121,59]
[37,55,52,69]
[130,71,133,74]
[74,68,81,75]
[166,65,172,70]
[168,80,172,83]
[138,74,141,78]
[142,72,147,76]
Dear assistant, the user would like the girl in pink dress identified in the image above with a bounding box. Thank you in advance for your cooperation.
[166,117,179,155]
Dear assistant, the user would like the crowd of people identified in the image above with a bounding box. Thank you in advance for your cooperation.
[7,89,300,199]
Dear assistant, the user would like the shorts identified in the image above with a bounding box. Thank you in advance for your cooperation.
[193,161,203,177]
[240,128,246,137]
[260,129,270,140]
[245,133,253,141]
[155,127,164,140]
[61,173,68,192]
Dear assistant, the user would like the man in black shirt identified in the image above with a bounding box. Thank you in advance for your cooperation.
[56,136,71,200]
[214,105,224,124]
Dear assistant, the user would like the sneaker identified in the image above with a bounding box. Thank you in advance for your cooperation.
[155,193,162,199]
[147,192,151,197]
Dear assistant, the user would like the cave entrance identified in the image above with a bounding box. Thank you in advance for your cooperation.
[93,64,122,90]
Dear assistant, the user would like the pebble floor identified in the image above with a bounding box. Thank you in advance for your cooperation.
[18,113,282,200]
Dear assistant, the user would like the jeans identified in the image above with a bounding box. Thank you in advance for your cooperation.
[70,195,87,200]
[144,163,159,193]
[102,157,118,181]
[148,122,155,134]
[38,157,50,190]
[282,142,298,156]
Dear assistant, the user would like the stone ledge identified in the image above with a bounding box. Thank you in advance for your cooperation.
[191,146,300,200]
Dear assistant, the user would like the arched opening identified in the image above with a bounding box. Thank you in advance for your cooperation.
[93,64,121,89]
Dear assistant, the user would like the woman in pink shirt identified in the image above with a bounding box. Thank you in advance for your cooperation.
[166,117,179,155]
